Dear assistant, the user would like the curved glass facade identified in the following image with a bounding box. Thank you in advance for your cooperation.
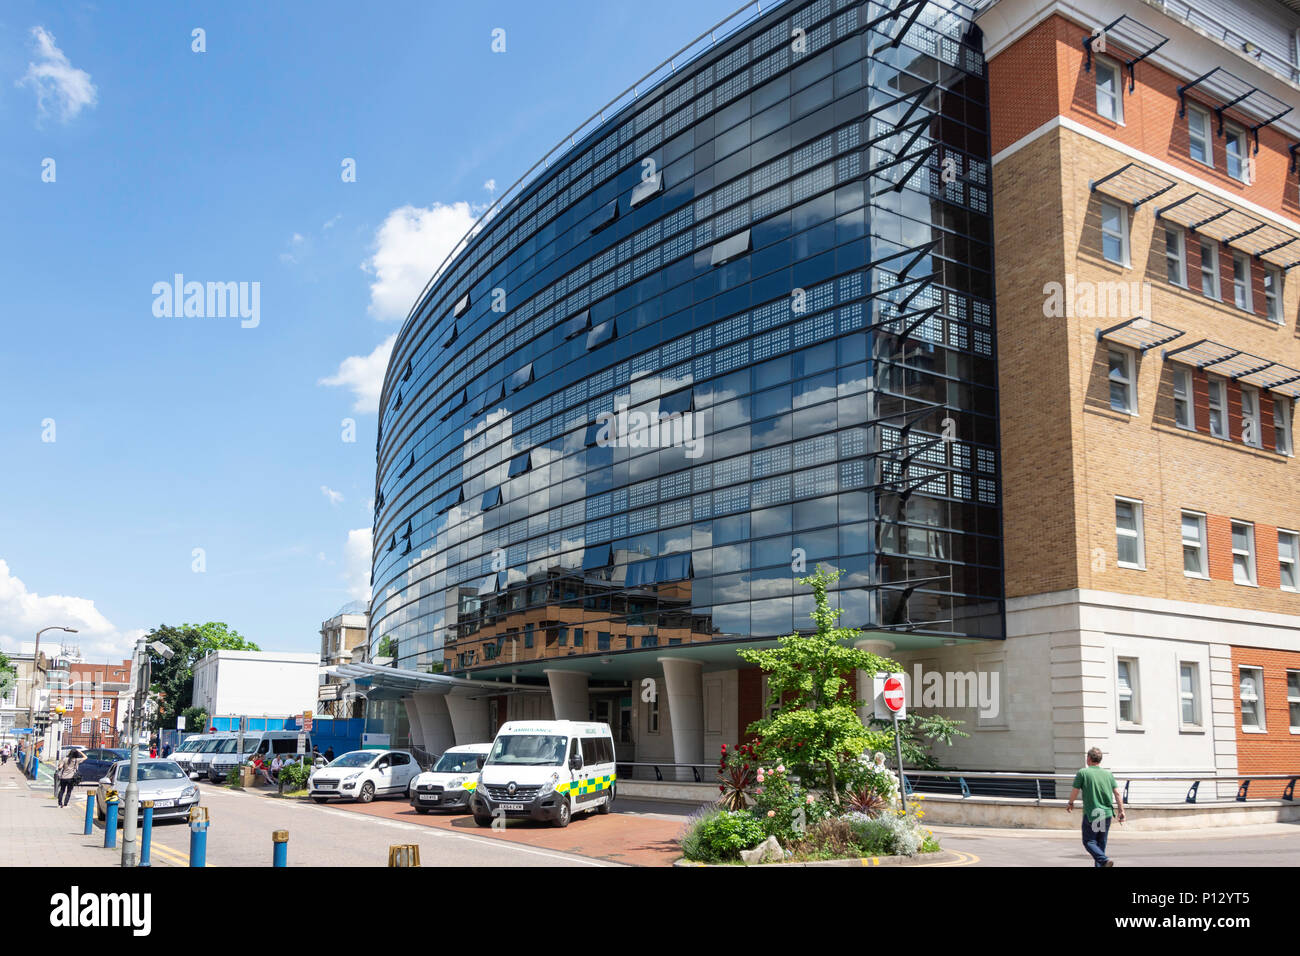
[371,0,1003,679]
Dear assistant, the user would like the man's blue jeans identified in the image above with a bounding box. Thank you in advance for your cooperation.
[1082,813,1113,866]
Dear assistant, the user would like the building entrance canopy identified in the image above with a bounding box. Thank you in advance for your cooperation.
[326,662,549,702]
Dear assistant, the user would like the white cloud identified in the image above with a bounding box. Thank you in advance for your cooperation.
[322,214,342,230]
[362,202,480,320]
[0,558,140,661]
[18,26,98,122]
[343,529,372,603]
[321,485,344,506]
[318,334,396,414]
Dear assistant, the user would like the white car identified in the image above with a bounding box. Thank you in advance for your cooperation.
[408,743,491,814]
[307,749,419,804]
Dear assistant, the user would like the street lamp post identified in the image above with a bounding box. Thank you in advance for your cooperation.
[121,638,174,867]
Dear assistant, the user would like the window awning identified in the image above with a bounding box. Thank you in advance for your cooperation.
[1082,15,1169,92]
[1177,67,1292,152]
[1237,363,1300,399]
[1156,193,1300,269]
[1096,317,1183,352]
[1090,163,1176,207]
[1164,339,1300,398]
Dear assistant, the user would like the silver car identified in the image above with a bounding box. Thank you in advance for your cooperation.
[95,759,201,825]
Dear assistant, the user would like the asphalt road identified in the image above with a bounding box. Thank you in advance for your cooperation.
[930,824,1300,867]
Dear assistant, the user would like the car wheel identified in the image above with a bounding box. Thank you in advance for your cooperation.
[553,798,571,828]
[358,781,375,804]
[598,785,614,814]
[312,797,329,804]
[472,809,493,827]
[415,807,430,814]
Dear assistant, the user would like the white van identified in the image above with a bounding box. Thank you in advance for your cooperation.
[187,733,238,780]
[170,734,213,775]
[470,721,616,828]
[408,743,491,813]
[209,731,312,782]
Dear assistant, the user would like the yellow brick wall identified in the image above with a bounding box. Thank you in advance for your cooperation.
[995,125,1300,615]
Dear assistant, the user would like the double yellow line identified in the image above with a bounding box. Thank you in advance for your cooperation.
[144,840,211,868]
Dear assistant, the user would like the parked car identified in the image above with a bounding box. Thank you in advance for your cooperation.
[408,744,491,813]
[95,759,201,825]
[307,750,419,804]
[470,721,616,828]
[74,748,130,784]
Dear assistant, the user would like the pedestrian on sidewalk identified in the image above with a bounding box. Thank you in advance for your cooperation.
[55,749,85,808]
[1067,747,1125,867]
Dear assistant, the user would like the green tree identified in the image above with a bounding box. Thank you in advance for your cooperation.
[145,622,260,728]
[869,712,969,770]
[737,566,897,805]
[181,706,210,734]
[0,652,15,702]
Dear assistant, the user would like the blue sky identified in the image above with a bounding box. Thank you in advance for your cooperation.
[0,0,745,661]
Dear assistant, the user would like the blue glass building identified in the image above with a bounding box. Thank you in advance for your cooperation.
[364,0,1003,767]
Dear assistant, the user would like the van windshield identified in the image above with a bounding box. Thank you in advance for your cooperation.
[486,735,567,767]
[216,739,240,754]
[200,739,227,752]
[433,752,483,773]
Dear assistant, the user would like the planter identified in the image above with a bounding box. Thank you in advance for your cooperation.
[239,766,257,788]
[674,849,957,867]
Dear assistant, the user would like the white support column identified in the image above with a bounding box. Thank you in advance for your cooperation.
[444,694,491,745]
[854,639,896,725]
[402,697,424,751]
[413,691,456,755]
[544,670,590,721]
[658,657,704,781]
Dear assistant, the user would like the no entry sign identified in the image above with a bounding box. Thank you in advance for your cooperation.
[883,677,905,712]
[873,672,907,720]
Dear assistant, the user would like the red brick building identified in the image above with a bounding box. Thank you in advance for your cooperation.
[57,660,132,750]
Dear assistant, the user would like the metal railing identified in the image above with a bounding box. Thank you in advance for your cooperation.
[616,761,719,783]
[901,769,1299,805]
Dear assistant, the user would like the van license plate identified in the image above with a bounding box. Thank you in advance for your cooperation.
[500,803,525,811]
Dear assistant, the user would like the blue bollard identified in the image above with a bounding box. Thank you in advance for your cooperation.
[272,829,288,867]
[104,798,118,848]
[84,794,94,836]
[141,803,154,868]
[188,808,209,867]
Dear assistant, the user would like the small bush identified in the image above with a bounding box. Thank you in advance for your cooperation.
[276,760,312,793]
[680,807,766,863]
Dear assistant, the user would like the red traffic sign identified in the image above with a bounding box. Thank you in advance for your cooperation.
[883,676,905,712]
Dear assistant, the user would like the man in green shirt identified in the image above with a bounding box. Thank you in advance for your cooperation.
[1067,747,1125,867]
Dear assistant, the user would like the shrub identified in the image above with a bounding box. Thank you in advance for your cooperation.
[278,760,312,793]
[750,764,829,843]
[717,743,758,811]
[841,805,932,857]
[680,807,766,863]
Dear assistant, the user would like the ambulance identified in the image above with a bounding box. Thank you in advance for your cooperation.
[469,720,616,828]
